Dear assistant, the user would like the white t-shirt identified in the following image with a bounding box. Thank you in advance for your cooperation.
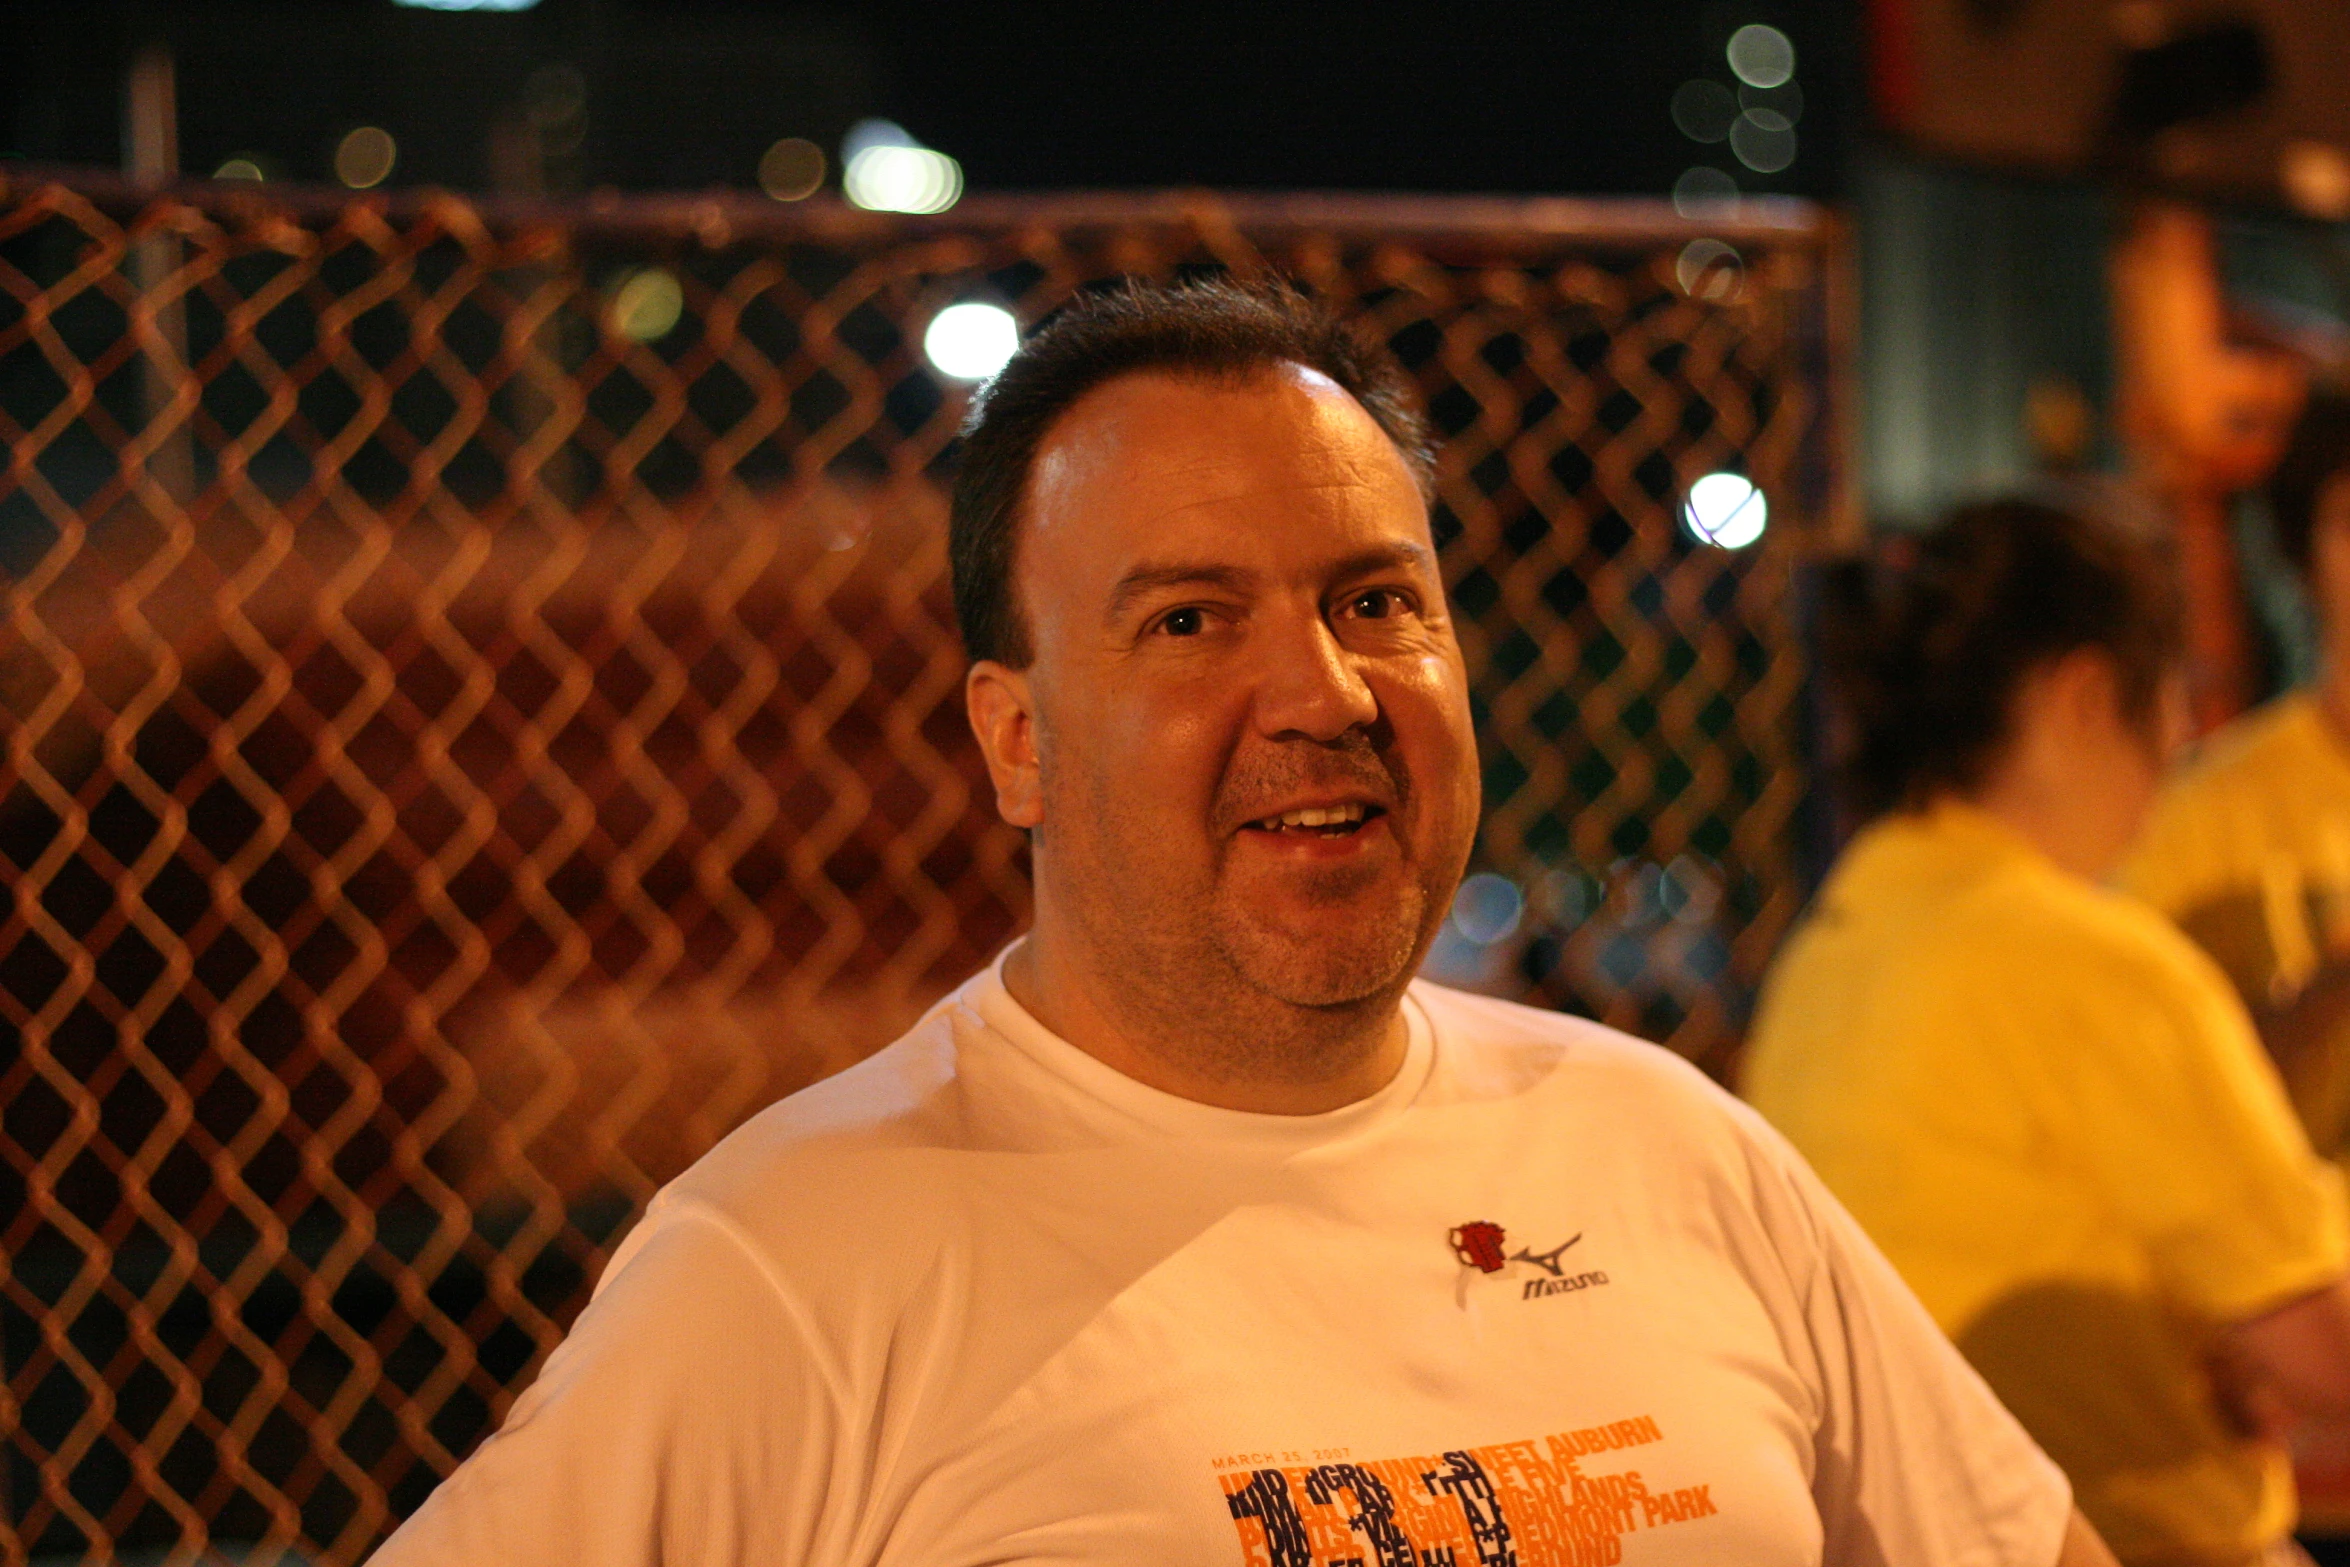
[373,962,2070,1567]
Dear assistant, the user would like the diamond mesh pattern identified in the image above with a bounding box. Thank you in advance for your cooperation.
[0,173,1840,1562]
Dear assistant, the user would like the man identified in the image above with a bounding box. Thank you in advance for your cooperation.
[2125,390,2350,1160]
[372,280,2111,1564]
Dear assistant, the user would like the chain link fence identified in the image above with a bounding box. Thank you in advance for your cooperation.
[0,168,1844,1563]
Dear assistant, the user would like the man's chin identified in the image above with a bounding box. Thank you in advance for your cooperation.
[1211,910,1428,1010]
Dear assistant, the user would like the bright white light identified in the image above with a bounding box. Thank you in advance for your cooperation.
[840,119,963,214]
[395,0,540,9]
[1683,472,1768,548]
[845,145,963,214]
[214,157,266,183]
[1451,873,1525,947]
[843,118,916,161]
[924,303,1020,381]
[1727,24,1796,88]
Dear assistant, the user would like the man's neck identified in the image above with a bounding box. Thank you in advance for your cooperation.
[999,930,1410,1116]
[1964,770,2123,884]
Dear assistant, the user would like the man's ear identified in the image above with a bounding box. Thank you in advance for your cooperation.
[965,660,1044,829]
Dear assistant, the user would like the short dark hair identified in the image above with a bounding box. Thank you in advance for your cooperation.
[2267,387,2350,577]
[947,277,1436,667]
[1817,497,2183,822]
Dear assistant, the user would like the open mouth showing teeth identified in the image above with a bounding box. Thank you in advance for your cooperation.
[1246,802,1382,836]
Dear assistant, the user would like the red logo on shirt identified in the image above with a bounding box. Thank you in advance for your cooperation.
[1449,1221,1508,1273]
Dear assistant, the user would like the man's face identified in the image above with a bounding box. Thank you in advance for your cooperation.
[977,366,1480,1013]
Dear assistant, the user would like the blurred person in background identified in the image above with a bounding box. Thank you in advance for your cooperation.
[2124,389,2350,1161]
[1744,498,2350,1567]
[367,283,2115,1566]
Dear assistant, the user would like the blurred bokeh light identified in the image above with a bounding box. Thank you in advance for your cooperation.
[759,137,827,201]
[841,117,962,214]
[610,266,685,342]
[1726,24,1796,90]
[333,126,398,189]
[924,302,1020,381]
[1671,80,1737,144]
[1673,165,1738,216]
[1675,237,1744,301]
[1681,472,1768,549]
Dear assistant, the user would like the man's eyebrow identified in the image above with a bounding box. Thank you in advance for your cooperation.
[1102,544,1440,625]
[1328,541,1438,580]
[1104,563,1256,624]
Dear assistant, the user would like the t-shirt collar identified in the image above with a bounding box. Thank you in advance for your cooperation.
[1914,797,2048,861]
[958,943,1436,1152]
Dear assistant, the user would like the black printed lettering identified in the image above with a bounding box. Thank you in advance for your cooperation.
[1306,1463,1417,1567]
[1226,1468,1312,1567]
[1429,1451,1516,1567]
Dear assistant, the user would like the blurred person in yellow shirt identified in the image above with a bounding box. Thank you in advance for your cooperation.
[1745,497,2350,1567]
[2124,391,2350,1160]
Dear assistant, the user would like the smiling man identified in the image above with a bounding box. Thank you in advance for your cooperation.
[960,340,1478,1117]
[371,280,2113,1566]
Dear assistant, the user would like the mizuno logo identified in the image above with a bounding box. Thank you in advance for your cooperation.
[1507,1235,1581,1277]
[1448,1224,1609,1306]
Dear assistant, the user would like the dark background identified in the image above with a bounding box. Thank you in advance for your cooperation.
[0,0,1858,200]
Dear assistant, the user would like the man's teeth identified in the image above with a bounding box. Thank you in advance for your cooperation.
[1259,803,1370,830]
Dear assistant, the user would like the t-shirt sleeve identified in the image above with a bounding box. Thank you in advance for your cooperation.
[365,1203,843,1567]
[1737,1106,2075,1567]
[2049,941,2350,1324]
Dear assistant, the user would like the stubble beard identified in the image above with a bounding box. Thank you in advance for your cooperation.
[1043,739,1455,1090]
[1202,859,1427,1010]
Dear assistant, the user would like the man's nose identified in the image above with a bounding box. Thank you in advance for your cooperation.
[1251,611,1379,742]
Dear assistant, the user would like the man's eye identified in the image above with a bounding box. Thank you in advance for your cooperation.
[1159,607,1205,636]
[1350,589,1411,619]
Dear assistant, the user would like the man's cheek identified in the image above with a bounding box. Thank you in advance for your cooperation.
[1117,702,1224,768]
[1387,647,1470,710]
[1384,669,1475,760]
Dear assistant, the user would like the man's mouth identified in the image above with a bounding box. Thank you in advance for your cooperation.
[1243,802,1384,837]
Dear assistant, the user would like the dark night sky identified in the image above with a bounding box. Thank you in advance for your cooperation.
[0,0,1860,201]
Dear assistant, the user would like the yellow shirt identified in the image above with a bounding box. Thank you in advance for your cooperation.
[2124,691,2350,1155]
[1745,802,2349,1566]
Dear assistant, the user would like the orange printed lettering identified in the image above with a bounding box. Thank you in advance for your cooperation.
[1217,1416,1706,1566]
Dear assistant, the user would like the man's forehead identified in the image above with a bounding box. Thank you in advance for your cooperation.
[1027,365,1401,501]
[1027,371,1419,559]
